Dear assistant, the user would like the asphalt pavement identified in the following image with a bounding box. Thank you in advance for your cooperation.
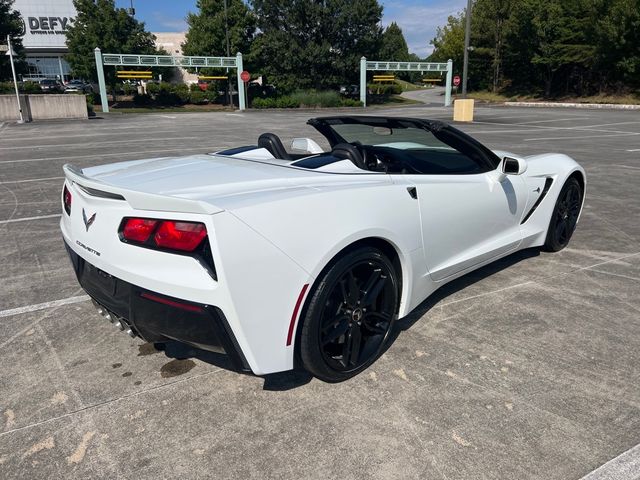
[0,104,639,479]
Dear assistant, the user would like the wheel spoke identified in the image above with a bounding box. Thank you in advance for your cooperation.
[347,271,359,305]
[321,314,349,334]
[363,312,391,334]
[322,319,349,345]
[342,324,362,367]
[362,276,387,307]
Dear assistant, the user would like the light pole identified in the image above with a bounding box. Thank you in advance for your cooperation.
[461,0,472,98]
[223,0,233,107]
[6,35,24,123]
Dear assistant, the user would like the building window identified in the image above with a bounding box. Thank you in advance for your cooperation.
[24,57,71,80]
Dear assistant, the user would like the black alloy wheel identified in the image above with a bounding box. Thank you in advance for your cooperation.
[544,177,583,252]
[300,247,399,382]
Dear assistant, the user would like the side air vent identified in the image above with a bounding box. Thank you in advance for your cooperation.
[521,178,553,224]
[75,183,126,201]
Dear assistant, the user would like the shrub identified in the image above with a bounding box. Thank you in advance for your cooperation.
[121,82,136,96]
[21,81,42,94]
[369,83,402,95]
[189,82,201,93]
[173,83,190,104]
[341,98,363,107]
[145,81,159,95]
[275,96,298,108]
[133,93,152,106]
[290,90,341,108]
[189,90,207,104]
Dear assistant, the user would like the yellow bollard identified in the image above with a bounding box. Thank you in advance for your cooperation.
[453,99,475,122]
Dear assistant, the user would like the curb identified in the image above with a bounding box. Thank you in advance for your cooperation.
[504,101,640,110]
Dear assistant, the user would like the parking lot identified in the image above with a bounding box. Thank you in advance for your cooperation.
[0,105,639,479]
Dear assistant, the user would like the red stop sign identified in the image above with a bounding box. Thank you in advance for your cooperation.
[240,71,250,83]
[453,75,461,86]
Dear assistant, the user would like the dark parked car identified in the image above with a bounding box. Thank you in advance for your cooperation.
[38,79,64,93]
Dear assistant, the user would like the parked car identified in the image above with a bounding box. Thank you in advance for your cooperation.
[64,80,93,94]
[339,84,360,98]
[38,79,64,93]
[60,115,586,382]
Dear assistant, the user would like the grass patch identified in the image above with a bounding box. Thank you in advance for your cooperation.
[394,79,426,92]
[467,91,640,105]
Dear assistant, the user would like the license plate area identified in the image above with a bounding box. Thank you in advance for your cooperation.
[82,262,117,297]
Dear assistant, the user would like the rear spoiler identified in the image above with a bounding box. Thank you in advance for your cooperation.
[63,164,224,215]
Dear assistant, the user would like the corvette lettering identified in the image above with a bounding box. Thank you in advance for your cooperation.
[76,240,101,257]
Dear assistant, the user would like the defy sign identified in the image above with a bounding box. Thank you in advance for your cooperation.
[14,0,77,49]
[27,16,73,35]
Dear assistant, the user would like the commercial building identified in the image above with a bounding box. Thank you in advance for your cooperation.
[13,0,77,80]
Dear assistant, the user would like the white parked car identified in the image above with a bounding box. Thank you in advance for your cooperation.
[60,116,585,382]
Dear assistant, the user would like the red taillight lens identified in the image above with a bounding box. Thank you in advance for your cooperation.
[154,221,207,252]
[63,185,72,215]
[122,218,158,243]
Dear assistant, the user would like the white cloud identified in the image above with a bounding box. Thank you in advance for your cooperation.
[381,0,466,58]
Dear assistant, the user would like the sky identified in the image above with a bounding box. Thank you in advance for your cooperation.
[115,0,467,58]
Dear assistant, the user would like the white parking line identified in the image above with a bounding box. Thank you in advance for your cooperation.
[524,132,640,142]
[0,176,63,184]
[0,213,61,224]
[627,148,640,152]
[0,295,89,318]
[580,443,640,480]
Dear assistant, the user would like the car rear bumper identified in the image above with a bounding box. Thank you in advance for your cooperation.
[64,241,250,372]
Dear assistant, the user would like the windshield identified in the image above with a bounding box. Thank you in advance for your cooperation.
[329,122,454,151]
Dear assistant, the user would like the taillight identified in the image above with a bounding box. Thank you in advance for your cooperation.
[122,218,158,242]
[63,185,72,215]
[120,217,207,252]
[154,221,207,252]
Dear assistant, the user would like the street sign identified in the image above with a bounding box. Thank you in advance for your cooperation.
[240,70,250,83]
[453,75,461,87]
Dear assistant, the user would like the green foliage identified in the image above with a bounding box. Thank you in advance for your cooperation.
[188,90,208,104]
[65,0,158,83]
[429,0,640,96]
[132,93,152,106]
[250,0,383,92]
[0,81,42,93]
[182,0,255,62]
[251,89,359,108]
[379,22,410,62]
[368,83,402,95]
[0,0,25,80]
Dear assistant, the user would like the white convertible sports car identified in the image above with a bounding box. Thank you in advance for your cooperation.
[60,116,585,382]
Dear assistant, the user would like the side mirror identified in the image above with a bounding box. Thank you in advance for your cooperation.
[291,137,324,154]
[502,156,527,175]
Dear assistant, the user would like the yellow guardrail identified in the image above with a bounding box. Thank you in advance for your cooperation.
[422,78,441,83]
[198,76,228,80]
[373,75,395,83]
[116,70,152,79]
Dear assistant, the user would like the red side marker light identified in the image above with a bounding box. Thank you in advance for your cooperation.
[123,218,158,243]
[154,221,207,252]
[286,284,309,346]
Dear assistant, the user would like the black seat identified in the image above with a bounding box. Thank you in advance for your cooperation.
[258,133,291,160]
[332,143,366,169]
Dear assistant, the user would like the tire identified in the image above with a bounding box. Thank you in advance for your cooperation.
[300,247,399,382]
[543,177,583,252]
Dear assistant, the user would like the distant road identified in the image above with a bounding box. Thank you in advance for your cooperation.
[401,86,446,105]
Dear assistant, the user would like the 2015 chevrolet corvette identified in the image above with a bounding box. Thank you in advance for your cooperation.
[60,116,585,382]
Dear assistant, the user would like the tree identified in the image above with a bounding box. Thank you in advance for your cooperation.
[428,12,465,74]
[594,0,640,91]
[182,0,255,59]
[250,0,382,91]
[65,0,157,84]
[0,0,24,81]
[379,22,410,61]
